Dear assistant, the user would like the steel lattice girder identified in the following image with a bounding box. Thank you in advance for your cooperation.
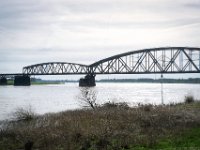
[23,62,89,75]
[22,47,200,75]
[89,47,200,74]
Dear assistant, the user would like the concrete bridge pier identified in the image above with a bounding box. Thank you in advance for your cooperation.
[14,75,31,86]
[0,77,7,85]
[79,74,96,87]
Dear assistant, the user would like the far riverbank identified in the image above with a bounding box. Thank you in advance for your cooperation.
[5,77,200,85]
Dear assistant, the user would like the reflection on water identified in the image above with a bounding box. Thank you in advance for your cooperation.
[0,83,200,120]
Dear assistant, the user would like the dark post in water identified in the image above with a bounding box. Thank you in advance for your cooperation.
[79,74,96,87]
[14,75,31,86]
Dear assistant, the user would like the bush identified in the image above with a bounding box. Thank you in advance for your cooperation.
[143,104,153,112]
[184,95,195,104]
[13,106,36,121]
[101,102,129,109]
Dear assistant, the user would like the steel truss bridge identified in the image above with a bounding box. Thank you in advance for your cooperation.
[1,47,200,79]
[21,47,200,75]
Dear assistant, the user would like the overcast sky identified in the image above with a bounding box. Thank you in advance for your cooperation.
[0,0,200,78]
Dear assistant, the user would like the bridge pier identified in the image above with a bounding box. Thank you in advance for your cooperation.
[79,74,96,87]
[14,75,31,86]
[0,77,7,85]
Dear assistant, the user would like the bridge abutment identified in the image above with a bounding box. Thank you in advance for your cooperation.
[79,74,96,87]
[0,77,7,85]
[14,75,31,86]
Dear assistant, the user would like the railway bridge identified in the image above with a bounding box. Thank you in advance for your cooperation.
[1,47,200,86]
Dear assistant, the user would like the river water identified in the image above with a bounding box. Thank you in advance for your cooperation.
[0,83,200,120]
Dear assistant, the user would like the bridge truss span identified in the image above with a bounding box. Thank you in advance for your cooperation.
[20,47,200,75]
[90,47,200,74]
[23,62,89,75]
[1,47,199,86]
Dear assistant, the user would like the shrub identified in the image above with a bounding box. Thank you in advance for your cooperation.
[138,103,153,112]
[13,106,36,121]
[143,104,152,112]
[184,95,195,104]
[101,102,129,109]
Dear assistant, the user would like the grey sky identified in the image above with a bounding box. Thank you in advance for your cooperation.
[0,0,200,79]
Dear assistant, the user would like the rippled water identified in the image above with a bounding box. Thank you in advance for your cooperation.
[0,83,200,120]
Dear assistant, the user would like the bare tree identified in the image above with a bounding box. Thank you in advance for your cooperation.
[77,87,97,110]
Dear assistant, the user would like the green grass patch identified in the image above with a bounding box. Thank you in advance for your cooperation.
[7,80,14,85]
[31,81,63,85]
[154,127,200,149]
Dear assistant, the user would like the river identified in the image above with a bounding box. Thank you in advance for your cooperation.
[0,83,200,120]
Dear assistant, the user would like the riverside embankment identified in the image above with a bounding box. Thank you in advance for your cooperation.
[0,99,200,150]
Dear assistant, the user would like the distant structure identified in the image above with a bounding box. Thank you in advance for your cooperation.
[1,47,200,86]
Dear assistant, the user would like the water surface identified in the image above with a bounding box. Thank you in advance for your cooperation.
[0,83,200,120]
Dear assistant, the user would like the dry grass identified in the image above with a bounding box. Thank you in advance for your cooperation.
[0,101,200,150]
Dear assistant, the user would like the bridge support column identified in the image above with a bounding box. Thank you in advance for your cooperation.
[0,77,7,85]
[14,75,31,86]
[79,74,96,87]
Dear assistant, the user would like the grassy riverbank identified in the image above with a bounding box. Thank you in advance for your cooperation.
[6,80,63,85]
[0,101,200,150]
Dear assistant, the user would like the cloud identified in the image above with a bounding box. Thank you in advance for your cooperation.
[0,0,200,75]
[183,0,200,9]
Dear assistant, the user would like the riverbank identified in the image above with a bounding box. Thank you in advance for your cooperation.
[0,101,200,149]
[6,80,63,85]
[4,78,200,86]
[98,78,200,84]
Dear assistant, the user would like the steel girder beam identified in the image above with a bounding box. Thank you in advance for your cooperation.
[21,47,200,75]
[23,62,89,75]
[89,47,200,74]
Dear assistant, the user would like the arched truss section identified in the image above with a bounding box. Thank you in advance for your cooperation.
[23,62,89,75]
[89,47,200,74]
[22,47,200,75]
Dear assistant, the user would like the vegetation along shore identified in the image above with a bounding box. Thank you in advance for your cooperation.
[4,78,200,85]
[0,96,200,150]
